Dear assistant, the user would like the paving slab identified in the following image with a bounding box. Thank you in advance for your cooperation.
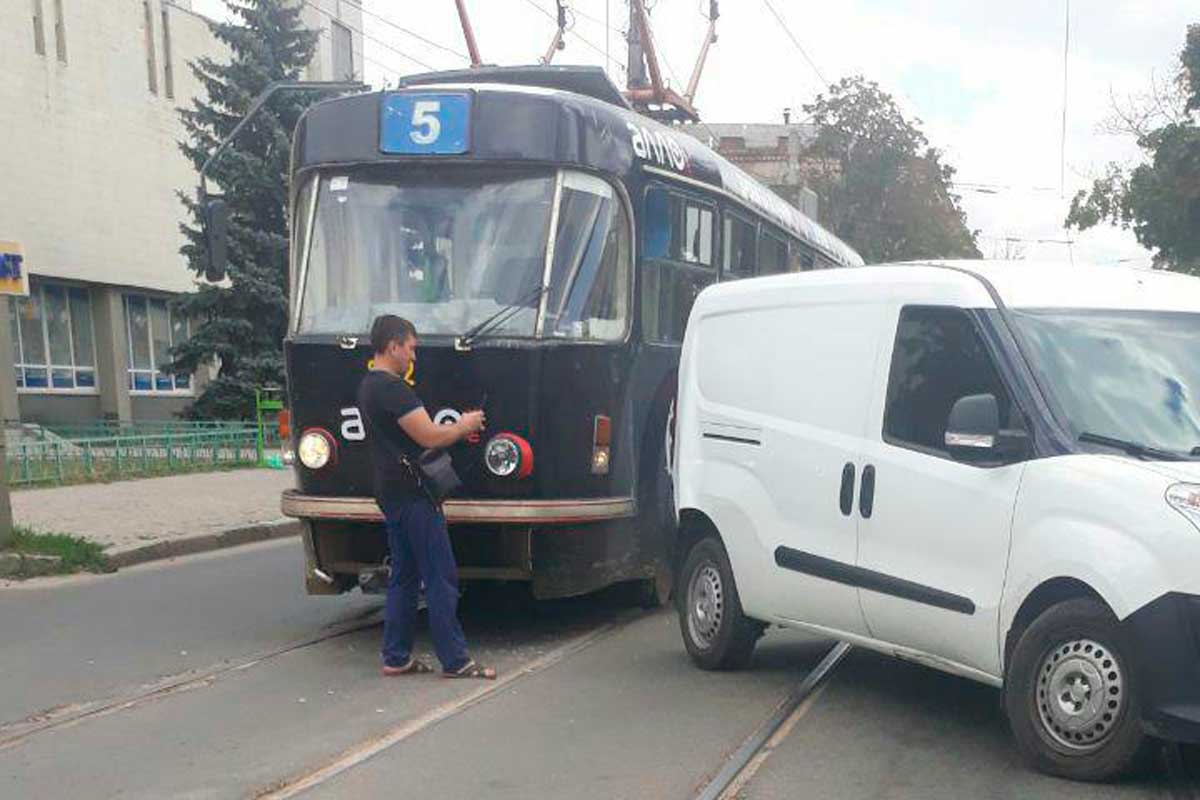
[9,468,297,567]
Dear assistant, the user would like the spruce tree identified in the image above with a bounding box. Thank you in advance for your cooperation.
[173,0,320,418]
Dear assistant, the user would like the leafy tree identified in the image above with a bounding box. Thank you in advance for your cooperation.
[801,76,980,263]
[173,0,320,418]
[1067,24,1200,273]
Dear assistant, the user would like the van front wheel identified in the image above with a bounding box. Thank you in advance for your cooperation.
[1005,597,1151,781]
[678,537,764,670]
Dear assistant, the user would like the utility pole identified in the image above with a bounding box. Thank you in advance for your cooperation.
[0,432,10,550]
[626,1,648,90]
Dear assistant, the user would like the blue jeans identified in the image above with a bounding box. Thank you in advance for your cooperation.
[379,497,469,672]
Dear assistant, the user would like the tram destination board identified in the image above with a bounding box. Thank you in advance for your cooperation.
[379,92,471,155]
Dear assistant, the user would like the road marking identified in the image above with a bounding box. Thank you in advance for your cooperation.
[693,641,851,800]
[0,612,383,750]
[254,612,639,799]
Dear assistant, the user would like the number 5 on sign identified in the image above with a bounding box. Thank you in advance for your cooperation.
[380,92,471,155]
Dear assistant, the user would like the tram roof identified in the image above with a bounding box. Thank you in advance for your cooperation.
[293,68,863,268]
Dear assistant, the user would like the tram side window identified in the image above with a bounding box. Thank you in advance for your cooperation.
[758,228,789,275]
[790,241,817,272]
[642,186,716,344]
[643,187,714,266]
[723,213,757,278]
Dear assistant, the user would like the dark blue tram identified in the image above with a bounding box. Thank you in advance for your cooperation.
[278,66,863,600]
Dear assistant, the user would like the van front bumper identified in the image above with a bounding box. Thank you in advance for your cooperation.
[281,490,636,525]
[1124,592,1200,742]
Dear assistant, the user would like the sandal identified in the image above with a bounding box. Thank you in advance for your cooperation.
[443,660,497,680]
[382,656,434,676]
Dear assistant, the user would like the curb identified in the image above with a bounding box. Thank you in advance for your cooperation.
[105,519,301,569]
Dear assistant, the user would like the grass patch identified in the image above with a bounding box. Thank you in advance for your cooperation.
[6,526,112,575]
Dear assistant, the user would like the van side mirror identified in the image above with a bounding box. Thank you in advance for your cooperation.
[202,198,229,283]
[945,393,1030,463]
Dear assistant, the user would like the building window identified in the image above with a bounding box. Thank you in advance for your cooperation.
[32,0,46,55]
[161,7,174,99]
[124,294,190,392]
[52,0,66,62]
[10,283,98,391]
[331,20,354,81]
[143,1,158,94]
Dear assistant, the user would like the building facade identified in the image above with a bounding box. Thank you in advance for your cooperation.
[0,0,362,426]
[680,122,822,220]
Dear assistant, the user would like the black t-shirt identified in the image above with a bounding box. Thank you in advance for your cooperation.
[356,370,424,504]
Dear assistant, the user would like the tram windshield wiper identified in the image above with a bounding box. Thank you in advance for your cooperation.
[454,285,548,350]
[1077,432,1193,462]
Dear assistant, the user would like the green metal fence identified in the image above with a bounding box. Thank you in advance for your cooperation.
[7,428,263,487]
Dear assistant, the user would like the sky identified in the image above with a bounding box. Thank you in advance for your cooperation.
[196,1,1198,268]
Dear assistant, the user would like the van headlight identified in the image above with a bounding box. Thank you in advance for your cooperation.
[298,429,335,470]
[1166,483,1200,529]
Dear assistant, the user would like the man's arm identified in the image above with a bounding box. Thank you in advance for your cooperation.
[398,407,485,450]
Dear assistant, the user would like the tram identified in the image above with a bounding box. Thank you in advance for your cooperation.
[273,65,863,600]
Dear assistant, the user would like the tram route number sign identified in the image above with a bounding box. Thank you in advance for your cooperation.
[380,92,471,156]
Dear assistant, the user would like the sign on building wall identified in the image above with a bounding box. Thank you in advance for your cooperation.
[0,242,30,297]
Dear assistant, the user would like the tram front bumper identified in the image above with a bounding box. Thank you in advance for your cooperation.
[281,490,636,525]
[284,491,645,598]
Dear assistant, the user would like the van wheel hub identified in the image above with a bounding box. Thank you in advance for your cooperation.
[687,564,724,648]
[1035,638,1124,752]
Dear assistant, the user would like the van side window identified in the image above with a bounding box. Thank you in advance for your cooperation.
[883,306,1015,457]
[758,228,789,275]
[722,213,756,278]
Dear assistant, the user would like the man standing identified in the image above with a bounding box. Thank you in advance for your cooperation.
[357,315,497,680]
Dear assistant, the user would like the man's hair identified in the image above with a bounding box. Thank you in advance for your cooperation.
[369,315,417,354]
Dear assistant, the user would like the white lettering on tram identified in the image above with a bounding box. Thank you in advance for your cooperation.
[627,122,687,172]
[340,407,366,441]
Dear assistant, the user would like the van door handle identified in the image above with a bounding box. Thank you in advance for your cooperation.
[860,465,876,519]
[839,463,856,517]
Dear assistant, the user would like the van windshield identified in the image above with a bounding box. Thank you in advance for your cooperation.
[1011,309,1200,456]
[296,167,631,341]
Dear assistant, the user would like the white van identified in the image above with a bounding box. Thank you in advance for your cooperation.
[673,260,1200,781]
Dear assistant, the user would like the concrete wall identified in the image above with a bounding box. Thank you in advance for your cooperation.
[0,0,363,294]
[18,395,104,426]
[131,395,193,420]
[0,1,218,294]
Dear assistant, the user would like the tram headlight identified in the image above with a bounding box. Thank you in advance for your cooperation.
[484,434,533,479]
[298,429,335,470]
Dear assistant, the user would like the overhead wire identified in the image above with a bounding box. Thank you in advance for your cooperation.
[301,1,436,71]
[760,0,830,89]
[521,0,626,74]
[356,4,469,62]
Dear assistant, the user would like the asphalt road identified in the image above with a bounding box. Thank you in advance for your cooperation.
[0,540,1189,799]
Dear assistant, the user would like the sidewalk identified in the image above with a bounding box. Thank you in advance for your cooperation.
[11,468,298,568]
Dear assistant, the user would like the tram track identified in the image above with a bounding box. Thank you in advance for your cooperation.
[692,642,851,800]
[0,610,385,751]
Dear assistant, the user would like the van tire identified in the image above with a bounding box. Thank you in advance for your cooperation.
[678,537,764,670]
[1005,597,1152,781]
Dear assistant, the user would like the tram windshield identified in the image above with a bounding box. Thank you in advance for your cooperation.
[296,167,631,341]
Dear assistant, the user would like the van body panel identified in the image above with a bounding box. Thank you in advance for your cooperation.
[854,300,1025,678]
[1001,455,1200,650]
[677,262,1200,746]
